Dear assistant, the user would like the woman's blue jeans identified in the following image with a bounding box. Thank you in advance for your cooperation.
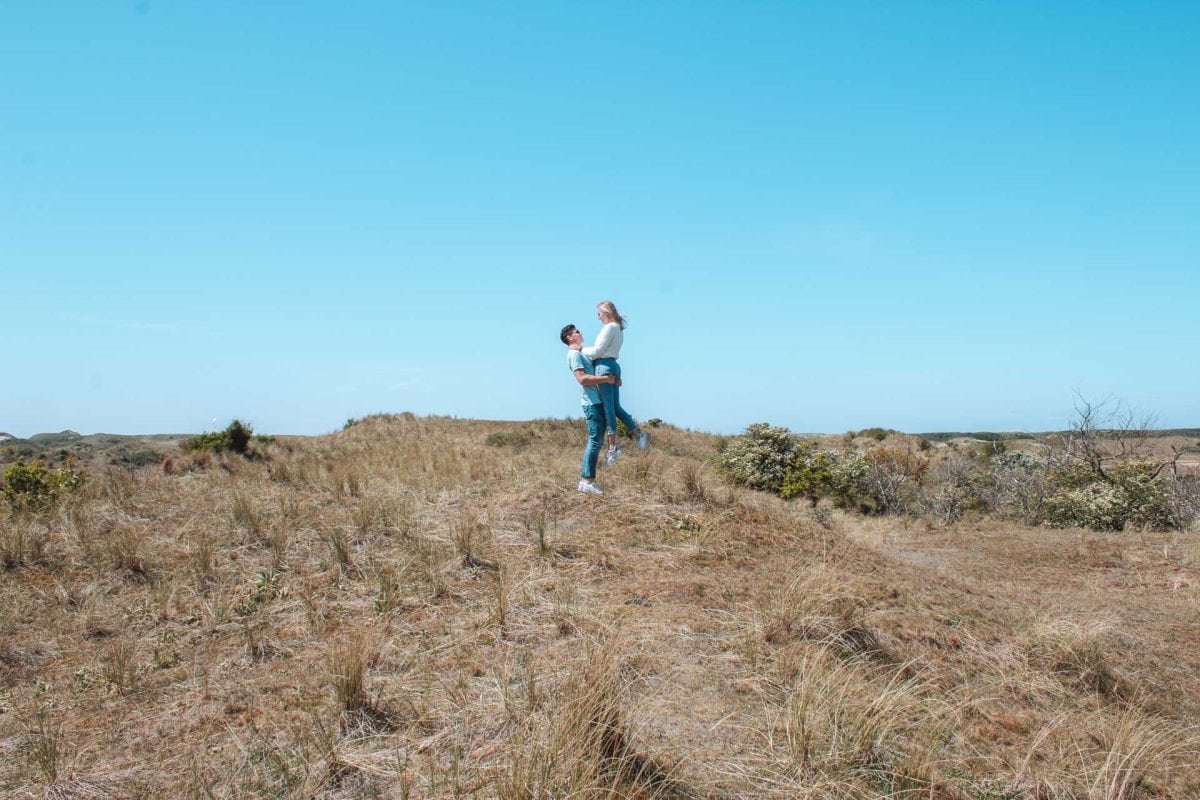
[592,358,639,440]
[581,404,606,479]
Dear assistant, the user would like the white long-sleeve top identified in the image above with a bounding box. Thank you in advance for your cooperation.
[582,322,623,360]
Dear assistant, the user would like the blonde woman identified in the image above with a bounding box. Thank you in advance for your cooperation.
[575,300,649,464]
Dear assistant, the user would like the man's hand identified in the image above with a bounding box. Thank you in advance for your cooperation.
[575,368,617,387]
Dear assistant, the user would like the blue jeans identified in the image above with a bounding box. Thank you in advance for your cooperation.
[581,404,607,479]
[592,358,639,439]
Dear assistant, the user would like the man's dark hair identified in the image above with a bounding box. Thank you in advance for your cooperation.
[559,324,577,345]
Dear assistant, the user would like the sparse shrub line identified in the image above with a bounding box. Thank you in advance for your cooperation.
[719,409,1196,532]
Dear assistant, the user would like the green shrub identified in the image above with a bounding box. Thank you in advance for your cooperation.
[185,420,255,455]
[780,445,875,510]
[2,461,84,512]
[780,442,835,505]
[717,423,797,493]
[782,445,924,514]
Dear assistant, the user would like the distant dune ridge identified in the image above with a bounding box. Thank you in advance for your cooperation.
[0,430,186,471]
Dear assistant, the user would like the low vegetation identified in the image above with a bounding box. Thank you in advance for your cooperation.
[1,460,84,512]
[1,413,1197,798]
[720,402,1200,532]
[183,419,256,455]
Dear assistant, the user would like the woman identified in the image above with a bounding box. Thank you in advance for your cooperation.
[581,300,649,464]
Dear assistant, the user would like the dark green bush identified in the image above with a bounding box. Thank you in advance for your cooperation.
[185,420,255,455]
[780,442,835,506]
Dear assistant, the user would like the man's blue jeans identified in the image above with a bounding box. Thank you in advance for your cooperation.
[581,404,607,479]
[592,358,639,439]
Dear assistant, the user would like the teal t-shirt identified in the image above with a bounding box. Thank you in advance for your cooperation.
[567,350,602,407]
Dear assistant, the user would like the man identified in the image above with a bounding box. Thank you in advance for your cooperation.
[560,323,619,494]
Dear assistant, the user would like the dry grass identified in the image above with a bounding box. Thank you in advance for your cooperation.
[0,414,1198,798]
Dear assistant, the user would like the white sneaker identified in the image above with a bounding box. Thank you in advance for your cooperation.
[604,446,624,466]
[577,479,604,495]
[637,431,650,451]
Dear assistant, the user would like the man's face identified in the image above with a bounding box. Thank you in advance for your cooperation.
[568,328,584,347]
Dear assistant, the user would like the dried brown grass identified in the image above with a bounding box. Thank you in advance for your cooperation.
[0,415,1197,798]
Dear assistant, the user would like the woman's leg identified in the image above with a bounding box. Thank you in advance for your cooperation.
[608,363,649,450]
[593,361,619,449]
[610,361,639,437]
[613,397,639,436]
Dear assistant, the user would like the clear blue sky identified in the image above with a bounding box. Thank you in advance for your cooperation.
[3,1,1197,437]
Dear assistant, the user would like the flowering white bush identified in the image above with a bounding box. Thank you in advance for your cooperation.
[1042,462,1173,531]
[815,449,869,510]
[717,423,796,493]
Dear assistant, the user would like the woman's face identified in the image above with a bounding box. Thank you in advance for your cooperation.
[597,306,612,323]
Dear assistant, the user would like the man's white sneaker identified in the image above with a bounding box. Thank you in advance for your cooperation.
[577,479,604,495]
[637,431,650,451]
[604,446,624,467]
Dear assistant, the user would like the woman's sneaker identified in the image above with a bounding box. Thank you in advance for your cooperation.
[637,431,650,451]
[577,479,604,495]
[604,446,624,466]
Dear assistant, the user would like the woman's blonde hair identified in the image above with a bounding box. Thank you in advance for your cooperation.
[598,300,627,330]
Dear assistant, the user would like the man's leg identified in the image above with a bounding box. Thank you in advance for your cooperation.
[581,404,605,481]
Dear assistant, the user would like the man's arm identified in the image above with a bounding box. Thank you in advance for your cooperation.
[574,369,616,387]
